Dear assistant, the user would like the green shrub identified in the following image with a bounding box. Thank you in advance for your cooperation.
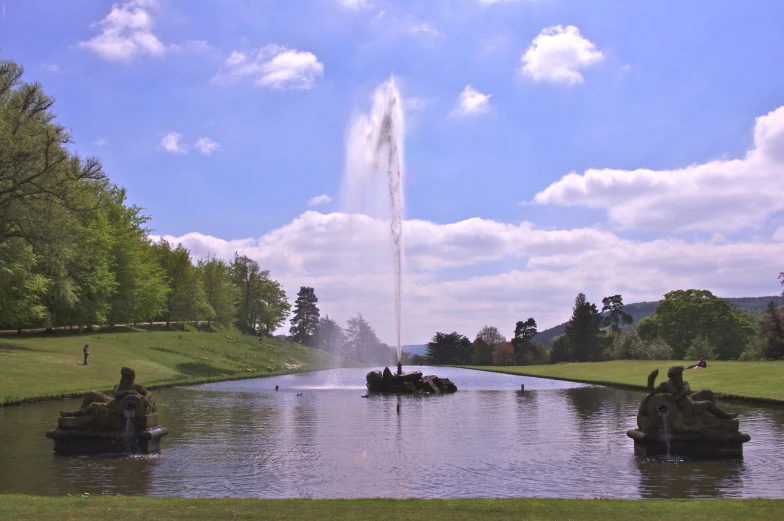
[611,330,673,360]
[740,336,766,361]
[685,335,716,360]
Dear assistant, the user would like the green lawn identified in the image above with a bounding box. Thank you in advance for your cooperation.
[1,496,782,521]
[0,325,349,405]
[467,360,784,403]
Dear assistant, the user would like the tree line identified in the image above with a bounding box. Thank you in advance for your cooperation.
[0,58,292,334]
[419,286,784,366]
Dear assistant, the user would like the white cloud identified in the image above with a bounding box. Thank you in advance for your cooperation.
[78,0,166,62]
[535,105,784,231]
[339,0,370,8]
[410,22,444,38]
[160,132,187,154]
[308,194,334,207]
[520,25,604,84]
[773,227,784,242]
[159,210,784,344]
[93,137,108,146]
[213,45,324,90]
[42,63,60,73]
[194,137,221,155]
[480,0,535,4]
[452,85,491,117]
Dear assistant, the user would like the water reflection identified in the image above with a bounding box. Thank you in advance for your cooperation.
[637,458,746,499]
[0,367,782,499]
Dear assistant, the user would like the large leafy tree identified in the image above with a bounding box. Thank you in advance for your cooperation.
[427,332,472,365]
[151,239,211,329]
[345,313,393,364]
[0,238,48,329]
[492,341,516,366]
[35,180,118,329]
[230,254,290,335]
[646,289,755,360]
[316,315,345,355]
[289,286,320,346]
[471,338,495,365]
[0,60,104,247]
[564,293,604,362]
[475,325,506,347]
[760,300,784,360]
[105,189,169,326]
[549,334,573,363]
[197,255,236,328]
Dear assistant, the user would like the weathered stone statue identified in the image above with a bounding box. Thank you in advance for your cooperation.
[59,367,156,428]
[627,366,750,458]
[366,367,457,394]
[46,367,167,455]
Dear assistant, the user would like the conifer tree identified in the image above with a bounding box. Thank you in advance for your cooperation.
[289,287,320,346]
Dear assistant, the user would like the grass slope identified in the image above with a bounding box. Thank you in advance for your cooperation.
[0,325,349,405]
[469,360,784,403]
[1,496,782,520]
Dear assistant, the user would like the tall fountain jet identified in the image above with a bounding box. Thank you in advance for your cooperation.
[344,76,405,368]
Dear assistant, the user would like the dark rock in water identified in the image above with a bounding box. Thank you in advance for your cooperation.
[366,368,457,394]
[627,366,750,458]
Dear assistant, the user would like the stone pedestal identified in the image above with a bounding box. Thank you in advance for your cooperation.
[46,426,168,455]
[627,429,750,458]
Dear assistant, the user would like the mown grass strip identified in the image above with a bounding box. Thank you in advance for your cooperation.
[1,496,783,521]
[464,360,784,404]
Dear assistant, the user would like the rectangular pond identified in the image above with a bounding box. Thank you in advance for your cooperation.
[1,367,783,499]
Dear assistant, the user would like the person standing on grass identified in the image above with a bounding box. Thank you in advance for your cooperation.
[83,344,89,365]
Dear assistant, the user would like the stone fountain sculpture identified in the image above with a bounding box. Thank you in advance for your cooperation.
[627,366,750,458]
[46,367,168,455]
[366,366,457,394]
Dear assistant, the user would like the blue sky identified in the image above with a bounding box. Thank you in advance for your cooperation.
[3,0,784,344]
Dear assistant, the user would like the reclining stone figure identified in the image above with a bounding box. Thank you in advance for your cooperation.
[60,367,156,430]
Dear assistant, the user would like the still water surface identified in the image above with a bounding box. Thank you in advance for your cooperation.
[1,367,783,499]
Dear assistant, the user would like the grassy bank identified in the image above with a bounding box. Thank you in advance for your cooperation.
[468,360,784,403]
[1,496,783,521]
[0,325,348,405]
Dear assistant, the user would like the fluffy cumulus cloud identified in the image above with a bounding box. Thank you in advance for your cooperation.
[308,195,334,207]
[452,85,491,117]
[213,45,324,90]
[160,132,187,154]
[339,0,370,8]
[78,0,166,61]
[194,137,221,155]
[410,22,444,38]
[480,0,535,4]
[535,105,784,231]
[520,25,604,84]
[159,211,784,344]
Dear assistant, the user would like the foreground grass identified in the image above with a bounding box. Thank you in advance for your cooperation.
[469,360,784,403]
[0,325,349,405]
[1,496,782,520]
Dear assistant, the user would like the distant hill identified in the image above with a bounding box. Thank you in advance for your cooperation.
[402,344,428,356]
[532,295,784,349]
